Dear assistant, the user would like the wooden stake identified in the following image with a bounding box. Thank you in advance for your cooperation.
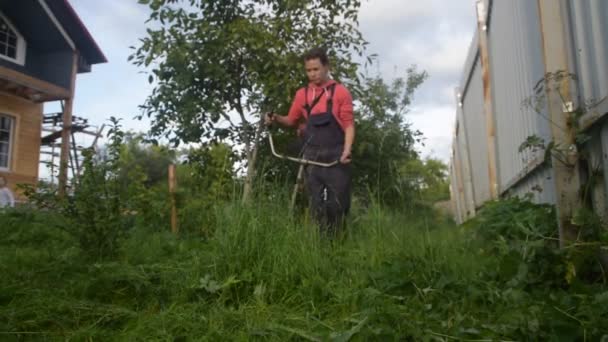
[90,124,105,150]
[538,0,582,246]
[71,131,81,178]
[58,52,79,197]
[476,0,500,199]
[50,142,55,185]
[169,164,178,234]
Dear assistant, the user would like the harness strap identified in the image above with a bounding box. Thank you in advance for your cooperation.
[304,84,336,116]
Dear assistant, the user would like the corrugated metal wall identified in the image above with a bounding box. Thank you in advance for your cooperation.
[461,59,490,205]
[488,0,550,195]
[582,119,608,221]
[449,152,464,224]
[449,0,608,222]
[569,0,608,117]
[502,165,556,204]
[450,112,479,224]
[601,121,608,219]
[455,94,477,214]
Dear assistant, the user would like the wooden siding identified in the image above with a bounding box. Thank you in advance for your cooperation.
[0,92,42,199]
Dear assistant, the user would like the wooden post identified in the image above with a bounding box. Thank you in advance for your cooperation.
[90,124,105,150]
[538,0,582,246]
[50,142,55,185]
[68,143,76,181]
[169,164,178,234]
[71,132,81,179]
[58,52,79,197]
[476,0,500,200]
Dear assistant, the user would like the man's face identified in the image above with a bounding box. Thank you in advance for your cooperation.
[305,58,329,86]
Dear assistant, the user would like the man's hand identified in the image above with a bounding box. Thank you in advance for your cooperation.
[340,147,352,164]
[264,113,275,126]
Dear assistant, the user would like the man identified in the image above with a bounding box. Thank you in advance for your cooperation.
[265,47,355,235]
[0,176,15,208]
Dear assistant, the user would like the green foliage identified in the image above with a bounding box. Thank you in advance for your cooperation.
[131,0,370,202]
[470,198,607,287]
[117,133,176,187]
[352,67,428,205]
[183,143,235,200]
[175,143,237,236]
[130,0,368,147]
[468,198,566,288]
[22,118,150,260]
[399,157,451,203]
[2,195,607,339]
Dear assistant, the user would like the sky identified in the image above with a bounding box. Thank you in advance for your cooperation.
[61,0,478,162]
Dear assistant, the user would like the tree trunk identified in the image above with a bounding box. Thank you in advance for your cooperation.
[242,118,264,203]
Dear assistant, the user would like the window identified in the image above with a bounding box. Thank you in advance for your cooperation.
[0,13,26,65]
[0,115,14,170]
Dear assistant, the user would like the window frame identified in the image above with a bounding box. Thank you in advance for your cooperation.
[0,12,26,66]
[0,114,15,172]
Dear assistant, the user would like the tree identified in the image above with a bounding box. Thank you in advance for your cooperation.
[398,157,450,203]
[352,67,428,205]
[131,0,368,202]
[117,133,177,187]
[183,143,235,201]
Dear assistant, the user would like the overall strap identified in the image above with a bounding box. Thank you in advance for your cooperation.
[325,84,336,114]
[303,87,326,116]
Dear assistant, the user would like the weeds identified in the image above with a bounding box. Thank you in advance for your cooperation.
[1,196,607,340]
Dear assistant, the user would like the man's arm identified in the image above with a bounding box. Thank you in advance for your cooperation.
[265,89,303,128]
[266,113,297,127]
[338,85,355,164]
[340,125,354,164]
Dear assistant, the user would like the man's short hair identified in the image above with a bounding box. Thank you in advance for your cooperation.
[303,47,329,66]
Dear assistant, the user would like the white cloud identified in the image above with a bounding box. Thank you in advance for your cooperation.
[357,0,476,161]
[359,1,436,22]
[64,0,476,163]
[408,105,457,161]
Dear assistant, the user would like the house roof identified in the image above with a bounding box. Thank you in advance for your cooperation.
[43,0,107,65]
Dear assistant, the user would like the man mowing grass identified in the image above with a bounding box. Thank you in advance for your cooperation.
[265,47,355,237]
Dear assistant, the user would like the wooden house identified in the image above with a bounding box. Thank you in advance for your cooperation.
[0,0,106,198]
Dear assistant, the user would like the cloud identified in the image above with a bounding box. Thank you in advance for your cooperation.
[357,0,476,161]
[59,1,153,133]
[359,1,436,23]
[63,0,476,163]
[408,105,456,161]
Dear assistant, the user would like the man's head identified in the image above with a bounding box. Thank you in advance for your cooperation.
[0,176,6,187]
[303,47,330,86]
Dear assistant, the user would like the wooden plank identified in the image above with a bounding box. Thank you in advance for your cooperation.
[476,0,499,200]
[0,66,70,101]
[538,0,583,247]
[0,93,42,180]
[71,131,81,177]
[58,52,79,196]
[41,124,86,145]
[168,164,178,234]
[0,171,37,201]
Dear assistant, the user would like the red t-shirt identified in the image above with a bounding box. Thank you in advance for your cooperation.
[287,80,354,136]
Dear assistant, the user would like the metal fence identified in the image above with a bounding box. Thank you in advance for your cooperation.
[450,0,608,224]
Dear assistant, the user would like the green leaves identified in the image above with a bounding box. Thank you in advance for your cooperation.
[131,0,368,149]
[350,70,434,206]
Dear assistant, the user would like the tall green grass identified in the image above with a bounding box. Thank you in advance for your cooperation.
[1,196,607,340]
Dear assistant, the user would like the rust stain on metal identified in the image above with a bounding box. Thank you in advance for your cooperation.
[476,0,499,200]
